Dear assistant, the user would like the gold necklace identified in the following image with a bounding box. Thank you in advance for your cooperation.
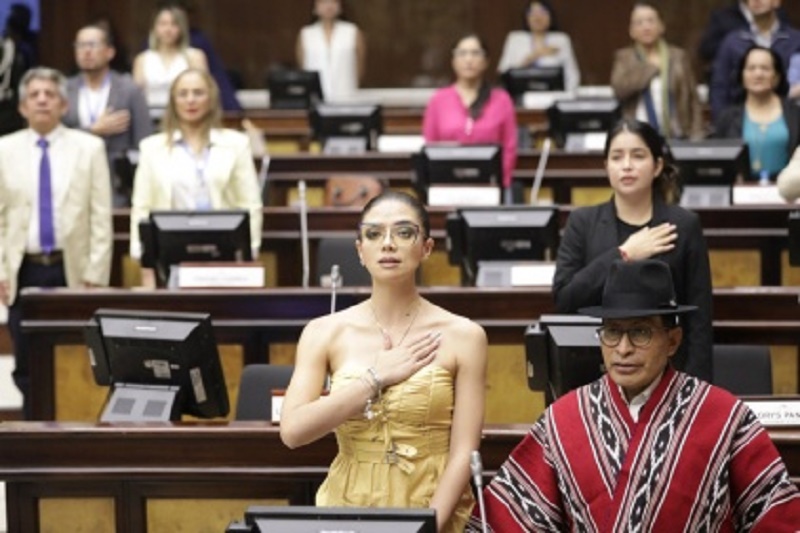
[369,298,422,347]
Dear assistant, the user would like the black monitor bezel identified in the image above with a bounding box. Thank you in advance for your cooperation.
[267,69,323,110]
[546,98,621,149]
[446,205,560,284]
[241,506,436,533]
[140,209,252,287]
[502,66,565,104]
[85,308,230,420]
[308,103,383,150]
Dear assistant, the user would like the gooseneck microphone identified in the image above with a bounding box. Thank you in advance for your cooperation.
[329,264,340,314]
[471,450,488,533]
[298,180,310,288]
[530,137,551,205]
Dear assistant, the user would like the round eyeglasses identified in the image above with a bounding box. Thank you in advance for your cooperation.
[595,326,670,348]
[358,223,421,246]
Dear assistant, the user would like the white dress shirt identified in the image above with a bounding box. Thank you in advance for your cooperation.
[25,126,68,253]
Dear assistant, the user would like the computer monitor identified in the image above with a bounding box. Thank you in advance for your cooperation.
[227,506,436,533]
[413,144,503,205]
[139,210,252,287]
[267,69,323,110]
[308,103,383,153]
[502,66,565,105]
[547,98,621,150]
[671,139,750,207]
[525,314,603,404]
[446,206,559,285]
[789,210,800,266]
[84,308,230,422]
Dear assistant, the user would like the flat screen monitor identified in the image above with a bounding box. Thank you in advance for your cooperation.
[670,139,750,186]
[139,210,252,287]
[267,69,323,110]
[446,206,559,284]
[525,314,603,404]
[308,103,383,152]
[413,144,502,205]
[502,66,565,104]
[790,210,800,266]
[227,506,436,533]
[84,308,230,421]
[547,98,621,149]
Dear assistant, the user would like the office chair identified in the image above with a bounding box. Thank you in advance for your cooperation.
[711,344,773,396]
[235,364,294,421]
[316,237,372,287]
[324,175,383,207]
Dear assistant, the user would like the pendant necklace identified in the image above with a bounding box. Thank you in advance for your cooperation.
[369,298,422,347]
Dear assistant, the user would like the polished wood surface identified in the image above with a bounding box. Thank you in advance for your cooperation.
[18,287,800,420]
[0,421,798,533]
[112,202,796,287]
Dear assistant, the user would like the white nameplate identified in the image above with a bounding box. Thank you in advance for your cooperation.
[271,393,284,423]
[510,263,556,286]
[744,400,800,427]
[177,263,265,288]
[377,134,425,153]
[733,184,795,205]
[427,185,501,206]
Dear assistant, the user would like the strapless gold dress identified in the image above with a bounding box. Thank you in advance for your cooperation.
[316,364,474,532]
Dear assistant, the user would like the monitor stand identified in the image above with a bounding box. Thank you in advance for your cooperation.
[323,137,368,154]
[100,383,182,422]
[679,185,732,208]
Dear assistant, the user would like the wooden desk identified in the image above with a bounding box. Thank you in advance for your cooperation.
[262,150,605,205]
[111,204,795,287]
[19,287,800,420]
[0,421,797,533]
[223,107,554,139]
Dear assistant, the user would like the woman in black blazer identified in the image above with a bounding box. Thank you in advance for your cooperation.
[553,119,713,381]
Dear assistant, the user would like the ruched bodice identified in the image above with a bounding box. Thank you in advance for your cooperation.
[316,365,474,532]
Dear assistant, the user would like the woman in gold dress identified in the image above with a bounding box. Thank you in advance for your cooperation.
[280,190,487,532]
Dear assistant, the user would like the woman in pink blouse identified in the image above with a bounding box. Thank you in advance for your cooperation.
[422,34,518,195]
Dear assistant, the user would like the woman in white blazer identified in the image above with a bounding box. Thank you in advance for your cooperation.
[130,68,262,267]
[496,0,580,94]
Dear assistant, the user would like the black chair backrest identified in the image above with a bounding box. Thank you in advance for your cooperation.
[316,237,372,287]
[235,364,294,421]
[711,344,772,396]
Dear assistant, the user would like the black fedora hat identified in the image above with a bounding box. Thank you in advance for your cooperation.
[579,259,697,319]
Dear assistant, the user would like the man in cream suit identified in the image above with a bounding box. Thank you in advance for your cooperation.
[0,67,112,418]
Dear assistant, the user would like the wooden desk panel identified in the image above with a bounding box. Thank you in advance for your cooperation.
[19,288,800,420]
[0,421,797,533]
[111,204,796,287]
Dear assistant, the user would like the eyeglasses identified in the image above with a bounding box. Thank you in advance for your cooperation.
[453,48,485,59]
[358,223,421,246]
[595,326,670,348]
[73,41,105,50]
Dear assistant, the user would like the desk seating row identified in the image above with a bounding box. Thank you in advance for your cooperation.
[1,421,792,533]
[19,287,800,421]
[110,203,798,288]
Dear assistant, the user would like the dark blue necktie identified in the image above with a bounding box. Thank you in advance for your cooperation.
[37,138,55,254]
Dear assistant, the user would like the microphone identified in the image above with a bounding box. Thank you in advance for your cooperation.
[530,137,551,205]
[471,450,488,533]
[329,264,340,314]
[298,180,310,288]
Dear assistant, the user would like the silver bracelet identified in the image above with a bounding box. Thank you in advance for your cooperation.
[366,367,383,396]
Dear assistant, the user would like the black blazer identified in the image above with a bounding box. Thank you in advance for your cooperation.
[553,197,713,381]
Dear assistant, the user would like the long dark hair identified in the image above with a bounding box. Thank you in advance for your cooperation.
[523,1,560,32]
[735,45,789,102]
[359,190,430,239]
[453,33,492,120]
[604,119,681,204]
